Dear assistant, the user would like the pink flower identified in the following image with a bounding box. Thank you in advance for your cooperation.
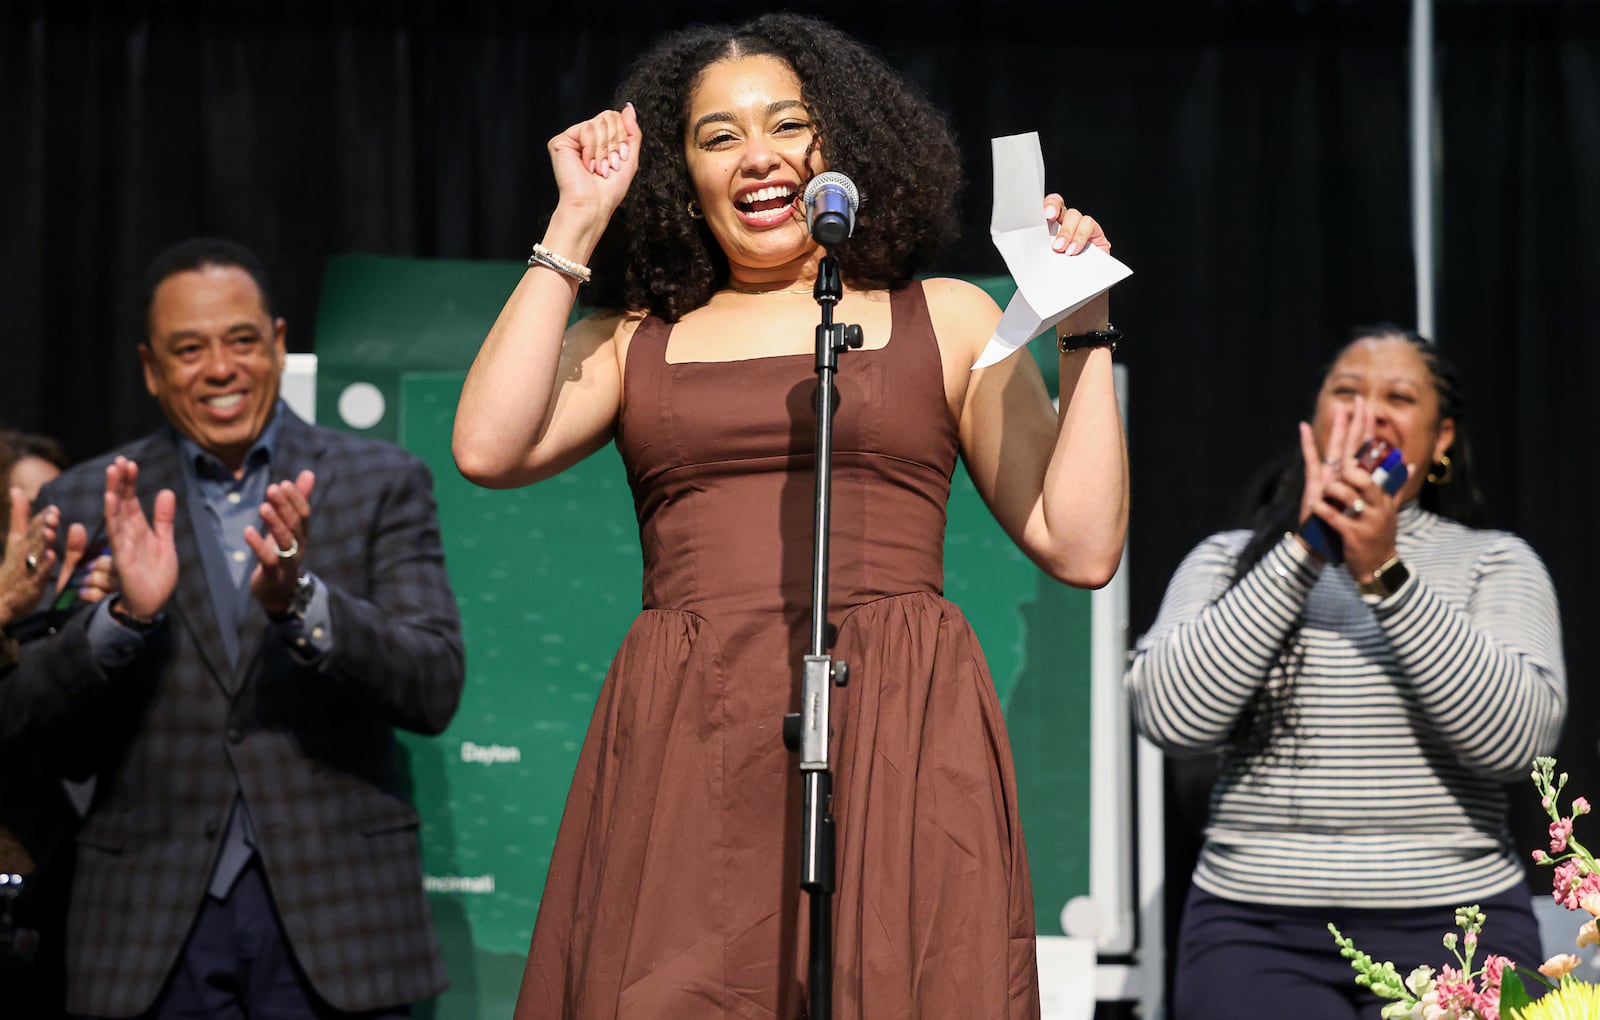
[1580,873,1600,906]
[1478,954,1509,1019]
[1534,849,1551,863]
[1433,965,1489,1017]
[1554,860,1585,909]
[1551,817,1575,853]
[1577,797,1592,816]
[1433,965,1468,1001]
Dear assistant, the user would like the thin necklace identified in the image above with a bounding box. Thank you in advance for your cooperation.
[725,283,814,295]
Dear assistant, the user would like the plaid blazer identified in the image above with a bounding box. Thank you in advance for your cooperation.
[1,622,106,744]
[30,409,464,1017]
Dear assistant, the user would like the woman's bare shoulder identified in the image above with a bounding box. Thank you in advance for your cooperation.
[569,306,649,340]
[919,276,1003,316]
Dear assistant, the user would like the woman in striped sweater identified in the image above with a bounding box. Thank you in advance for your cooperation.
[1127,326,1566,1019]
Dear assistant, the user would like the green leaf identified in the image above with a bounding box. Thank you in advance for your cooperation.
[1500,968,1534,1013]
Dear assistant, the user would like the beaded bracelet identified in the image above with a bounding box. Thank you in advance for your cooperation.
[527,243,592,284]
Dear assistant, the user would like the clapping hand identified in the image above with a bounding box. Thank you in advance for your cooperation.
[245,470,314,617]
[103,457,178,619]
[1298,397,1405,579]
[1,485,124,624]
[76,549,118,604]
[1,488,58,625]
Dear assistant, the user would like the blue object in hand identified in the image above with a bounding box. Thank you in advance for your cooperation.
[1299,440,1408,564]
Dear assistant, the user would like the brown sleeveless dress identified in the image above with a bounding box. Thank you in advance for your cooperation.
[514,282,1040,1019]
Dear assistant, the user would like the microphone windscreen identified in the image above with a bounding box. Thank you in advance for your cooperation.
[803,172,860,212]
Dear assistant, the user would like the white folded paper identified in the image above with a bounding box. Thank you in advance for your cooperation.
[973,132,1134,370]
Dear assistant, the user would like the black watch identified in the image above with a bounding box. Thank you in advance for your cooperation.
[1358,555,1410,598]
[268,573,314,625]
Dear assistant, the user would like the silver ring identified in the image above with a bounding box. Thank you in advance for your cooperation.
[1322,456,1341,466]
[24,552,40,574]
[273,538,300,560]
[1349,497,1367,516]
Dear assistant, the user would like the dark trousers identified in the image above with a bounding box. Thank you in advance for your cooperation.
[1172,881,1544,1020]
[78,860,412,1020]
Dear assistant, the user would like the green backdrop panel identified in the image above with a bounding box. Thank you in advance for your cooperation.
[312,256,1091,1017]
[314,255,530,445]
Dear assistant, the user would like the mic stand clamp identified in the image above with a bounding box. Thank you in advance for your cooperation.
[781,251,861,1020]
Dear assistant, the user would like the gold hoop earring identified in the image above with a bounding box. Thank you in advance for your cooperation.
[686,200,703,220]
[1427,454,1453,486]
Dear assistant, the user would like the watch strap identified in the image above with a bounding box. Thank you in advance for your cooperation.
[1358,555,1410,598]
[267,573,314,625]
[108,595,158,631]
[1056,323,1123,355]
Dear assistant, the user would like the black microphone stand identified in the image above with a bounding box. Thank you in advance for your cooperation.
[782,251,862,1020]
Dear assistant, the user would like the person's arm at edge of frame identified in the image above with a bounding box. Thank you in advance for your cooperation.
[0,458,176,749]
[936,201,1127,588]
[452,102,643,490]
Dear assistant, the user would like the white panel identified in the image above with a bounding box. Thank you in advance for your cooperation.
[282,353,318,424]
[1037,936,1096,1020]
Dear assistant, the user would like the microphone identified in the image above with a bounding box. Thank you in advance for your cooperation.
[803,172,859,248]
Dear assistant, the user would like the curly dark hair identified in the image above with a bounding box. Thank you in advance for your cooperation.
[1225,324,1483,756]
[584,13,964,321]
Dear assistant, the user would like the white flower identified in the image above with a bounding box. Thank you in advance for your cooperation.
[1404,965,1436,996]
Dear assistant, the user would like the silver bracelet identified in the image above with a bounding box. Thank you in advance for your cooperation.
[527,243,592,284]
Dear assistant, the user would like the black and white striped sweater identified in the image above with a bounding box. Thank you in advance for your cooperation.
[1126,503,1566,908]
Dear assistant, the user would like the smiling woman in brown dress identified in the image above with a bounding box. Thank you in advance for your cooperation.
[453,14,1129,1019]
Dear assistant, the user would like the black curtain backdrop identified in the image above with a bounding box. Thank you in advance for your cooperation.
[3,0,1597,985]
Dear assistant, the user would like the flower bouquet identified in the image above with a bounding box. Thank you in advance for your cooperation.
[1330,757,1600,1020]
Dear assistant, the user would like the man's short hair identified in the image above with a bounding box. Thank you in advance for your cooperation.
[140,237,275,335]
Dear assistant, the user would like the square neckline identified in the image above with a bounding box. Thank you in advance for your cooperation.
[656,290,900,367]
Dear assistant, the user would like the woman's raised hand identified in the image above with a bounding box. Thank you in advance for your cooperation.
[1299,396,1366,530]
[76,550,115,604]
[1297,397,1403,577]
[1042,195,1115,338]
[0,488,56,625]
[549,102,642,227]
[1044,195,1112,256]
